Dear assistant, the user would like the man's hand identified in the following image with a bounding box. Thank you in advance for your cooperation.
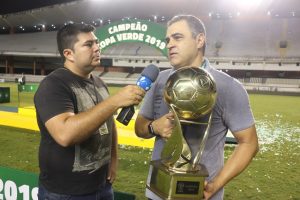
[135,112,174,139]
[111,85,145,108]
[203,125,258,199]
[107,157,117,184]
[152,112,174,139]
[204,181,219,200]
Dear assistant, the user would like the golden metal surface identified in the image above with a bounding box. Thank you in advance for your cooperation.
[164,67,216,120]
[149,67,217,199]
[148,160,208,200]
[162,67,217,172]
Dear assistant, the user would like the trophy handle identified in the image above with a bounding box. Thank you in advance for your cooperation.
[161,105,192,169]
[192,113,213,167]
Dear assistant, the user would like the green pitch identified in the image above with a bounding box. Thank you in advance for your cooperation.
[0,83,299,199]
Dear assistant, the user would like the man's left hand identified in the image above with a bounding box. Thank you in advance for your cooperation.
[204,181,218,200]
[107,159,117,184]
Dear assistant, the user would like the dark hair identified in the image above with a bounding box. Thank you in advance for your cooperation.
[167,15,206,55]
[56,22,96,58]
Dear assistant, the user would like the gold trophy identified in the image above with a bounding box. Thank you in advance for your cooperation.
[147,67,217,200]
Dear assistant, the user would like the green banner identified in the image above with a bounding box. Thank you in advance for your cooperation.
[0,87,10,103]
[0,167,136,199]
[18,84,38,92]
[96,19,168,57]
[0,167,38,200]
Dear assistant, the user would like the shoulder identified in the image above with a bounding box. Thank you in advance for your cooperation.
[207,67,249,115]
[156,69,173,82]
[93,75,106,87]
[158,68,173,77]
[152,69,173,89]
[92,75,109,93]
[208,67,246,96]
[41,68,68,83]
[36,68,72,96]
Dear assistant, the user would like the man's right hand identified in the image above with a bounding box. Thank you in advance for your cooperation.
[111,85,145,108]
[151,112,174,139]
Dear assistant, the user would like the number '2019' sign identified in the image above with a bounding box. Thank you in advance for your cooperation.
[0,179,38,200]
[0,167,38,200]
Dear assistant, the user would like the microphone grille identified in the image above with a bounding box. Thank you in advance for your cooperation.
[141,64,160,81]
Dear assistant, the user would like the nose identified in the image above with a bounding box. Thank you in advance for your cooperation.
[166,39,174,50]
[94,43,101,53]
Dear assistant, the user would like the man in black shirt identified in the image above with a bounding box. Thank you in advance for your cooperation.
[34,23,145,199]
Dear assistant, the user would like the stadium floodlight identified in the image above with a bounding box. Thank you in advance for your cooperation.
[223,0,263,11]
[237,0,263,9]
[95,19,103,24]
[291,11,295,17]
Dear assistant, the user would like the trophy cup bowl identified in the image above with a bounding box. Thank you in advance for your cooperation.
[148,67,217,200]
[164,67,216,121]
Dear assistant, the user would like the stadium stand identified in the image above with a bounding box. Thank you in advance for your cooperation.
[0,0,300,95]
[102,42,163,57]
[100,71,130,79]
[0,31,58,56]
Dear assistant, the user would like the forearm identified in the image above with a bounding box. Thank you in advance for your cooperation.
[135,113,174,139]
[111,122,118,162]
[211,141,258,191]
[68,96,118,135]
[46,95,119,146]
[135,115,153,139]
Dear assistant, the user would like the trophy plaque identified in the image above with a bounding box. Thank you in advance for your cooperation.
[147,67,217,200]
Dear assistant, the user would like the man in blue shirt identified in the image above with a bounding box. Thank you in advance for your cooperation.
[135,15,259,200]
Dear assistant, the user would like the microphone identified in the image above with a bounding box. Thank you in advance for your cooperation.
[116,64,160,125]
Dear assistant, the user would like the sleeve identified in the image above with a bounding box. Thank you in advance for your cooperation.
[34,76,75,124]
[224,79,255,132]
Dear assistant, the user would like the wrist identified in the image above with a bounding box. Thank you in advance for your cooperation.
[208,178,223,194]
[148,121,159,137]
[108,96,121,110]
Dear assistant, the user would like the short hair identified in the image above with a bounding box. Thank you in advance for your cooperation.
[167,15,206,55]
[57,22,96,58]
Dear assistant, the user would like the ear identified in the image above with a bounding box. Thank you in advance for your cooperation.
[196,33,205,49]
[63,49,75,62]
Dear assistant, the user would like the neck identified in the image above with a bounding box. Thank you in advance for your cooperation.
[199,57,206,68]
[64,62,91,79]
[192,57,204,68]
[175,56,204,70]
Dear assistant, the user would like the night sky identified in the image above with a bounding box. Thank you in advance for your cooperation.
[0,0,76,15]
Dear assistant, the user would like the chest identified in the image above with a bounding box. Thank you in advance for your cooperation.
[153,80,170,119]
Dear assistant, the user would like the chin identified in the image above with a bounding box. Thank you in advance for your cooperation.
[170,61,177,67]
[91,62,101,67]
[171,62,182,68]
[170,58,181,67]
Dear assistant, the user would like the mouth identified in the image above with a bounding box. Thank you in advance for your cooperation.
[94,55,101,60]
[168,52,178,58]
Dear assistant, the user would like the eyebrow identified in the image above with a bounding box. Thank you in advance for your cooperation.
[165,32,184,42]
[83,39,99,44]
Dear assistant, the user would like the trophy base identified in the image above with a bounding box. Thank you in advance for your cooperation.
[148,160,208,200]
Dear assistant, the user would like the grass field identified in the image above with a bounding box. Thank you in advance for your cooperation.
[0,83,299,199]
